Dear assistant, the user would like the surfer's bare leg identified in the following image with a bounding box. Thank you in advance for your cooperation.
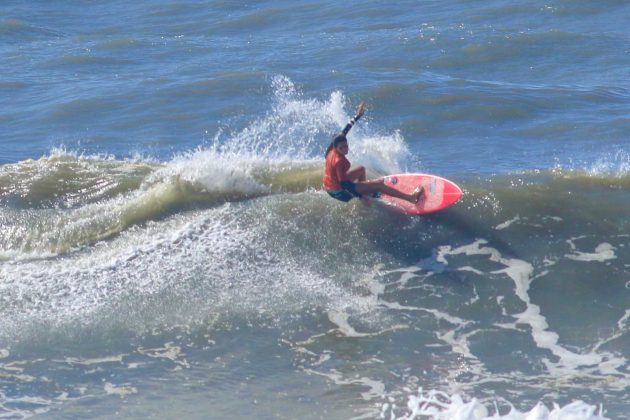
[355,179,424,204]
[346,166,366,182]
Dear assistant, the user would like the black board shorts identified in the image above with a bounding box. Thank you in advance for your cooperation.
[326,181,362,202]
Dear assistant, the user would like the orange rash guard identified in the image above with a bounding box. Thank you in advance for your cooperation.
[323,149,350,191]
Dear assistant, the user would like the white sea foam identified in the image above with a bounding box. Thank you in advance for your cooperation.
[304,368,386,402]
[138,342,190,370]
[435,240,618,372]
[328,310,374,337]
[165,149,270,195]
[0,192,380,347]
[358,236,629,419]
[565,242,617,262]
[103,382,137,397]
[383,389,609,419]
[495,216,520,230]
[63,355,124,365]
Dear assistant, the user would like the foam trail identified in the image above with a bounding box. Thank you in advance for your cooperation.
[377,300,475,359]
[437,240,610,371]
[565,240,617,262]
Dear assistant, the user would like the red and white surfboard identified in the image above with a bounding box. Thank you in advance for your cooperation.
[379,173,463,215]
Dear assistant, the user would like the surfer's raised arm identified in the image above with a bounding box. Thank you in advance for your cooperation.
[341,102,366,136]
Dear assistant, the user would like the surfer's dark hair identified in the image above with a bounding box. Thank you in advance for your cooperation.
[325,134,347,157]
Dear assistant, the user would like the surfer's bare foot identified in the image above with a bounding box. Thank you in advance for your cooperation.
[360,197,372,207]
[412,186,425,203]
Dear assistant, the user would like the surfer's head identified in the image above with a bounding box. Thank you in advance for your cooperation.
[325,134,348,157]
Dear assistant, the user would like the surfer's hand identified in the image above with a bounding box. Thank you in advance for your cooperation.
[356,102,366,118]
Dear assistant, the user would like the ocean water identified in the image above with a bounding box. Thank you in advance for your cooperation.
[1,0,629,418]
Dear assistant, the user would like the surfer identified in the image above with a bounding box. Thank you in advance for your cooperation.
[323,102,424,204]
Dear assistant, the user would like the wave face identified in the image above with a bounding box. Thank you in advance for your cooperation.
[1,80,628,418]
